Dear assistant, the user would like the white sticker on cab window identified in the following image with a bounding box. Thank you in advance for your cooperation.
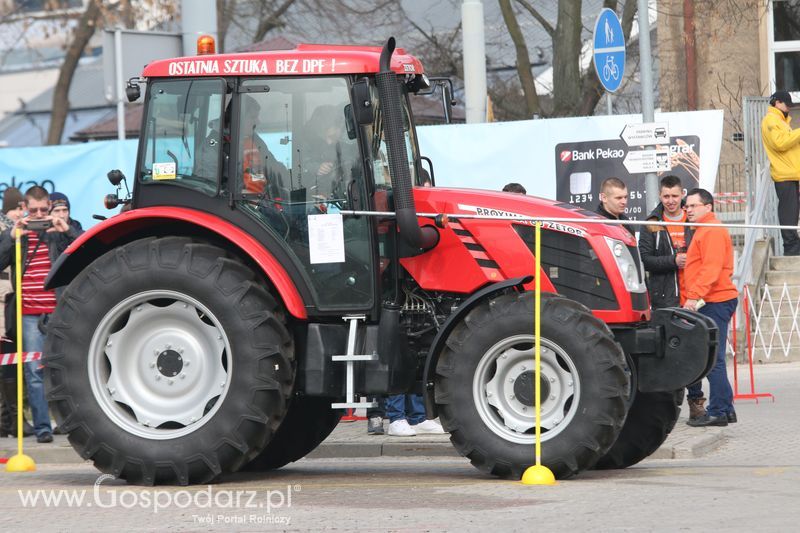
[153,162,177,180]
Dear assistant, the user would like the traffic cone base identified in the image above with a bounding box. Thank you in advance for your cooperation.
[5,453,36,473]
[521,464,556,485]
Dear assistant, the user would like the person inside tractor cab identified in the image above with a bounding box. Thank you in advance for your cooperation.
[296,105,357,211]
[238,95,287,198]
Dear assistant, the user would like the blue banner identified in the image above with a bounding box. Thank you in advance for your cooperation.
[0,140,138,229]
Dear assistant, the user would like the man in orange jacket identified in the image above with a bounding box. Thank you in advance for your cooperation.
[683,188,739,427]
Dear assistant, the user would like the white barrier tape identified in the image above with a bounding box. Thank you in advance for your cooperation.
[0,351,42,366]
[339,210,800,232]
[714,199,746,205]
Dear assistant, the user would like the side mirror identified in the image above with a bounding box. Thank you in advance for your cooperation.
[344,104,357,140]
[350,78,374,125]
[125,79,141,102]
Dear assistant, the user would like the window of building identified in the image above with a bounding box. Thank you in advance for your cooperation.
[770,0,800,93]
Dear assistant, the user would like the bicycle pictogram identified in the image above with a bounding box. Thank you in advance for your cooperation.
[602,56,620,81]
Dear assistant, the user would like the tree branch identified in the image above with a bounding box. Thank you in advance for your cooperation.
[499,0,540,117]
[47,0,101,145]
[514,0,554,37]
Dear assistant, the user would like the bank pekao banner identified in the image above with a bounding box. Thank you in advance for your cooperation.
[417,110,723,220]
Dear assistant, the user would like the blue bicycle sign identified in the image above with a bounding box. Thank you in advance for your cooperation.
[593,8,625,93]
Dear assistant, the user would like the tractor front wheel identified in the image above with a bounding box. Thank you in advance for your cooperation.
[435,291,628,479]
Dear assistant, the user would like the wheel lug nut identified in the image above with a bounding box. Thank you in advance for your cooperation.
[487,392,492,397]
[509,395,515,400]
[180,373,186,379]
[165,343,171,350]
[550,395,556,400]
[109,388,115,395]
[149,362,155,368]
[136,307,141,312]
[508,378,514,383]
[155,375,161,381]
[168,380,174,385]
[185,361,191,366]
[521,366,526,371]
[549,377,555,383]
[106,340,113,347]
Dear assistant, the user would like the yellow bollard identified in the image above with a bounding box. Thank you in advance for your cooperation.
[6,227,36,473]
[521,221,555,485]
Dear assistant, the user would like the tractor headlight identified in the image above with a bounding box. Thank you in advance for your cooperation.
[604,237,646,293]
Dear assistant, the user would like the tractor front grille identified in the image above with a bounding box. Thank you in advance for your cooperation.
[513,224,618,310]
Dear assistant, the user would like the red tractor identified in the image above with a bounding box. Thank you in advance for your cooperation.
[44,38,716,485]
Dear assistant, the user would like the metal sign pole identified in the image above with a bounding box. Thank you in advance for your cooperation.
[637,0,658,211]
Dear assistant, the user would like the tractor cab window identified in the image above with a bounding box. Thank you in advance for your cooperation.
[367,85,424,211]
[139,79,225,195]
[235,77,373,311]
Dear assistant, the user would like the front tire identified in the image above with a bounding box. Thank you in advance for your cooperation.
[45,237,294,485]
[435,291,628,479]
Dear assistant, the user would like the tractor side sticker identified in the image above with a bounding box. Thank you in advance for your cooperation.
[153,162,176,180]
[457,204,586,237]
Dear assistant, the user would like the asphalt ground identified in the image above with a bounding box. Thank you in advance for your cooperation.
[0,361,796,531]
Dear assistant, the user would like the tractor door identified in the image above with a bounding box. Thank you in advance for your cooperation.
[232,77,374,311]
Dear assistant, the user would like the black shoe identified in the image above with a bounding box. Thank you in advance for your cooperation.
[726,411,737,424]
[367,416,384,435]
[687,414,728,427]
[52,425,65,435]
[36,432,53,443]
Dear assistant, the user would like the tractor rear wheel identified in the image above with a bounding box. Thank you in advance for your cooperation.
[244,396,342,470]
[435,291,628,480]
[594,389,684,470]
[45,237,294,485]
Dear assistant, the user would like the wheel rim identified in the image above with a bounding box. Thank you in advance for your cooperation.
[88,290,232,440]
[473,334,580,445]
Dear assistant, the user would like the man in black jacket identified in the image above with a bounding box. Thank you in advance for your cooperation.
[638,175,704,419]
[596,177,634,235]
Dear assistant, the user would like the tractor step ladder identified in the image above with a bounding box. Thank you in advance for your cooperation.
[331,315,378,410]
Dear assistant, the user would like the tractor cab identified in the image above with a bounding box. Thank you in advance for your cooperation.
[130,41,433,317]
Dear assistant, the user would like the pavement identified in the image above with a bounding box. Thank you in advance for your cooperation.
[0,389,733,466]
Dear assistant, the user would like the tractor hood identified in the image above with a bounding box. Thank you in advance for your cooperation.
[413,186,637,245]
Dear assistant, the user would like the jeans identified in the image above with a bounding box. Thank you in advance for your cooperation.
[385,394,426,425]
[687,298,737,417]
[22,314,52,436]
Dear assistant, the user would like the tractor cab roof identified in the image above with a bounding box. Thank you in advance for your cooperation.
[141,43,425,79]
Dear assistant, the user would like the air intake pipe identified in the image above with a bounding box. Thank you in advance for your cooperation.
[375,38,439,251]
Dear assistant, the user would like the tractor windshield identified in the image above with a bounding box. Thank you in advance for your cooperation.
[139,78,226,195]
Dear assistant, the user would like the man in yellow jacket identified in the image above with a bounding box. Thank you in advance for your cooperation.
[762,90,800,255]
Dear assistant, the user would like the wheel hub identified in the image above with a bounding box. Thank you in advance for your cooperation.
[157,349,184,378]
[512,371,548,407]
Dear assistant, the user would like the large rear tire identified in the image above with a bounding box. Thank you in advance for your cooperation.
[45,237,294,485]
[435,291,628,480]
[594,389,684,470]
[244,396,342,471]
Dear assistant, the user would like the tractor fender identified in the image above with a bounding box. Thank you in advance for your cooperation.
[421,276,532,418]
[45,207,308,319]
